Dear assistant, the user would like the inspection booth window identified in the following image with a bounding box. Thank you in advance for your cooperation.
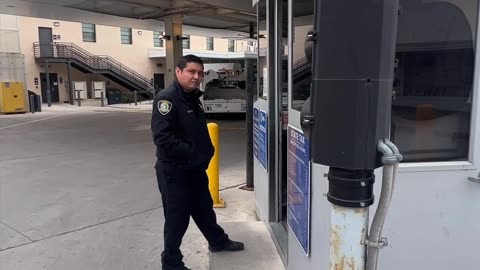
[228,40,235,52]
[121,27,132,44]
[290,0,314,110]
[82,23,96,42]
[153,31,164,47]
[391,0,478,163]
[290,0,478,164]
[183,35,190,49]
[206,37,214,50]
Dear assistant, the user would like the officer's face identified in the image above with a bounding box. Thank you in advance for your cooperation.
[176,62,204,92]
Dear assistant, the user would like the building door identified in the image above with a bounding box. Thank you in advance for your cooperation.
[286,0,480,269]
[40,73,59,103]
[153,73,165,90]
[38,27,53,57]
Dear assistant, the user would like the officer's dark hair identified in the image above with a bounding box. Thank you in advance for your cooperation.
[177,54,204,70]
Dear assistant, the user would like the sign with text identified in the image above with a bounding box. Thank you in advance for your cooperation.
[258,110,268,171]
[287,125,311,255]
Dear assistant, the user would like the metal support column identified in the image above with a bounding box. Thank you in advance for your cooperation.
[326,169,374,270]
[67,60,73,105]
[45,61,51,107]
[240,58,255,191]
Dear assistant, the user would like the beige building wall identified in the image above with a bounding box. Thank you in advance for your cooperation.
[12,15,254,103]
[17,16,165,101]
[189,35,205,50]
[0,14,21,53]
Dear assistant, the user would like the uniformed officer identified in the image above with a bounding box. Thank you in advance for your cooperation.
[151,55,244,270]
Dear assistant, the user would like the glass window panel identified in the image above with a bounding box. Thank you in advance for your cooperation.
[121,27,132,44]
[228,40,235,52]
[153,31,163,47]
[206,37,214,50]
[290,0,314,110]
[82,23,96,42]
[391,0,478,162]
[183,35,190,49]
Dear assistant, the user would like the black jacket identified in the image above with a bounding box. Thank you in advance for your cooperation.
[151,80,214,171]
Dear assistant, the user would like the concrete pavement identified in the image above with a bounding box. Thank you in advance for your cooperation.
[0,104,260,270]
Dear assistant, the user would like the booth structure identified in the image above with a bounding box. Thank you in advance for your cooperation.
[252,0,480,269]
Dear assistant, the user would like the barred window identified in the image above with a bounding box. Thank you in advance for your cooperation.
[183,34,190,49]
[206,37,214,50]
[121,27,132,44]
[82,23,96,42]
[228,40,235,52]
[153,31,164,47]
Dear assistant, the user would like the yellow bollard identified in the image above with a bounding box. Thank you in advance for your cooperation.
[207,122,226,208]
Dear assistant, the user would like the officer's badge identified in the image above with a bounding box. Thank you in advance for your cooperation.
[158,100,172,115]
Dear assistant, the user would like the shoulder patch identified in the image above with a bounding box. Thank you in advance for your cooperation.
[157,100,172,115]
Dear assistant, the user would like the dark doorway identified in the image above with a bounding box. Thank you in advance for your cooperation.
[153,73,165,90]
[38,27,53,57]
[40,73,60,103]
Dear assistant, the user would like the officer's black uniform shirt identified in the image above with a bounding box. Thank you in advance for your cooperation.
[151,80,214,171]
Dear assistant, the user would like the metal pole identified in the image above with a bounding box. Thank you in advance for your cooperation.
[207,122,226,208]
[67,60,73,105]
[45,61,51,107]
[29,95,35,113]
[134,90,138,106]
[240,58,254,191]
[330,205,368,270]
[326,168,375,270]
[101,91,105,107]
[77,90,81,107]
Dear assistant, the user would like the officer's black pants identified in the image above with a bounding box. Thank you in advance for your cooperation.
[156,163,229,269]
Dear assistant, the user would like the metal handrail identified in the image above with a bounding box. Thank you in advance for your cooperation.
[33,42,153,91]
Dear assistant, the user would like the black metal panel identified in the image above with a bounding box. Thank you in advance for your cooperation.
[307,0,399,170]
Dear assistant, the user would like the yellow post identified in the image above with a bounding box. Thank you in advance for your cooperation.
[207,122,226,208]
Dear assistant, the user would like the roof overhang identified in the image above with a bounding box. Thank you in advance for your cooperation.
[149,48,257,59]
[1,0,257,35]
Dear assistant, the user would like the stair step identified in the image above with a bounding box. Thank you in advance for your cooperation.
[210,222,285,270]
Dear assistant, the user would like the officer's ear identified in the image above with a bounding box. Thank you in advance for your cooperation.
[175,67,182,77]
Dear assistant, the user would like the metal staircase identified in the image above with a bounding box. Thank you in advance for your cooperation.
[33,42,153,97]
[292,56,311,85]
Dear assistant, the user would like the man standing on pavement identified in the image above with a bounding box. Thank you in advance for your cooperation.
[151,54,244,270]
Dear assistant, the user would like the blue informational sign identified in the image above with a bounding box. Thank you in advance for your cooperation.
[258,110,268,171]
[253,107,259,159]
[287,125,311,255]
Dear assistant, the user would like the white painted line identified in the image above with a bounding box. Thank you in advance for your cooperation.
[0,115,64,130]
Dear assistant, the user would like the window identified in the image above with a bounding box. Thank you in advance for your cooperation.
[121,27,132,44]
[390,0,478,162]
[228,40,235,52]
[153,31,163,47]
[291,0,314,109]
[206,37,214,50]
[82,23,96,42]
[182,34,190,49]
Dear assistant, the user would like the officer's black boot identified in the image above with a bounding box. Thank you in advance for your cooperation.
[209,239,245,252]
